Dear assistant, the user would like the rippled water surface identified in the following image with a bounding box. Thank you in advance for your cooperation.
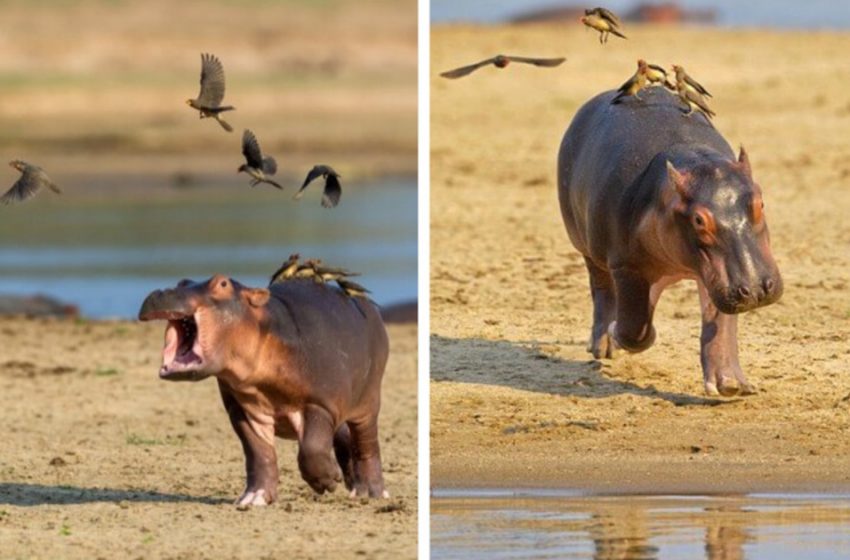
[432,488,850,559]
[0,178,416,318]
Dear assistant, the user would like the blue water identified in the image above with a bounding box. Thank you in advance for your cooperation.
[0,178,417,318]
[432,0,850,28]
[432,488,850,559]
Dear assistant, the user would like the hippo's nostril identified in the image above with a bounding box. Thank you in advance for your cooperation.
[737,285,752,299]
[763,277,775,295]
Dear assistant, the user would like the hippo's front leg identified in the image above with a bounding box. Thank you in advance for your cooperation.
[298,405,343,494]
[697,281,755,397]
[218,381,279,506]
[609,267,657,352]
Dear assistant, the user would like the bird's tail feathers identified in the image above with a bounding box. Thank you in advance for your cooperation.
[216,116,234,132]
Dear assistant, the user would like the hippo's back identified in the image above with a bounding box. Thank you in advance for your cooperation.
[557,87,734,255]
[269,279,389,385]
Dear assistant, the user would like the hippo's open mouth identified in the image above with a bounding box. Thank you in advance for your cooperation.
[160,314,205,380]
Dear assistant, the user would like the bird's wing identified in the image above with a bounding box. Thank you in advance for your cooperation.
[616,74,636,94]
[648,64,668,77]
[686,89,714,116]
[197,53,226,107]
[322,173,342,208]
[597,7,621,26]
[0,170,42,205]
[294,166,324,199]
[262,156,277,175]
[439,57,496,79]
[685,74,711,97]
[241,129,264,168]
[506,56,566,67]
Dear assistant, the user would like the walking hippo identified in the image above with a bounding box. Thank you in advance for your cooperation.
[138,273,389,506]
[557,86,782,396]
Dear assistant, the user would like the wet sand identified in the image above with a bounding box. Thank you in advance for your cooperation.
[431,25,850,491]
[0,318,417,558]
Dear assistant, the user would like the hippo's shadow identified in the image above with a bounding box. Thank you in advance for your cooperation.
[431,334,732,406]
[0,483,229,506]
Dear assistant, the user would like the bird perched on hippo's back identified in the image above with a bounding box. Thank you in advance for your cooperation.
[672,65,715,120]
[581,7,627,43]
[439,54,566,79]
[186,53,235,132]
[612,59,649,104]
[239,129,283,190]
[294,165,342,208]
[1,160,61,205]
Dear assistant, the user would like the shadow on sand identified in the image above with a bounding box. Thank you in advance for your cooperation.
[0,483,229,506]
[431,334,735,407]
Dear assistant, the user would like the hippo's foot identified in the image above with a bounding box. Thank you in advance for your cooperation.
[704,368,757,397]
[608,321,656,353]
[349,457,386,499]
[235,486,275,508]
[587,329,618,359]
[299,451,343,495]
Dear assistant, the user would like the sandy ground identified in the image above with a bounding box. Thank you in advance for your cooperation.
[430,24,850,491]
[0,319,417,559]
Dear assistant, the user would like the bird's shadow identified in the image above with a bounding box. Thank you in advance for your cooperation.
[0,483,230,506]
[431,334,733,407]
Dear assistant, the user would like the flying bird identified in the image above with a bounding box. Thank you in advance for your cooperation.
[585,7,621,26]
[672,64,712,98]
[439,54,566,79]
[239,129,283,190]
[294,165,342,208]
[186,53,235,132]
[581,9,627,43]
[612,59,649,104]
[1,160,61,205]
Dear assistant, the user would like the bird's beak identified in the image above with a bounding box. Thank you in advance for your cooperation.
[185,99,192,105]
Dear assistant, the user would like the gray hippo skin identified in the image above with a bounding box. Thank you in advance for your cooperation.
[557,87,782,396]
[139,276,389,505]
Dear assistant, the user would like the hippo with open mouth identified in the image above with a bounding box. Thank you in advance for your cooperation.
[139,274,389,506]
[557,86,782,396]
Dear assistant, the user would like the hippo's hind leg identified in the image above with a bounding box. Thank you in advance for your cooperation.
[609,267,657,353]
[697,280,755,397]
[333,423,356,491]
[349,415,387,498]
[218,381,279,506]
[298,404,343,494]
[584,257,617,359]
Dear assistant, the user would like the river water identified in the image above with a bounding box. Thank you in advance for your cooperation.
[0,177,416,318]
[432,488,850,559]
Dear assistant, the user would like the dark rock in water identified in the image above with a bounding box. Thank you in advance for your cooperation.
[379,300,417,324]
[0,294,79,318]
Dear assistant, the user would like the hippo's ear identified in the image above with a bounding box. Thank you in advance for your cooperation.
[244,288,270,308]
[666,160,690,201]
[177,278,193,288]
[737,145,752,179]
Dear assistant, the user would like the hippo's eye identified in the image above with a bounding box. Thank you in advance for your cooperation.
[220,280,228,288]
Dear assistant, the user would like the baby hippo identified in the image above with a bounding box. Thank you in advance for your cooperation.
[138,275,389,506]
